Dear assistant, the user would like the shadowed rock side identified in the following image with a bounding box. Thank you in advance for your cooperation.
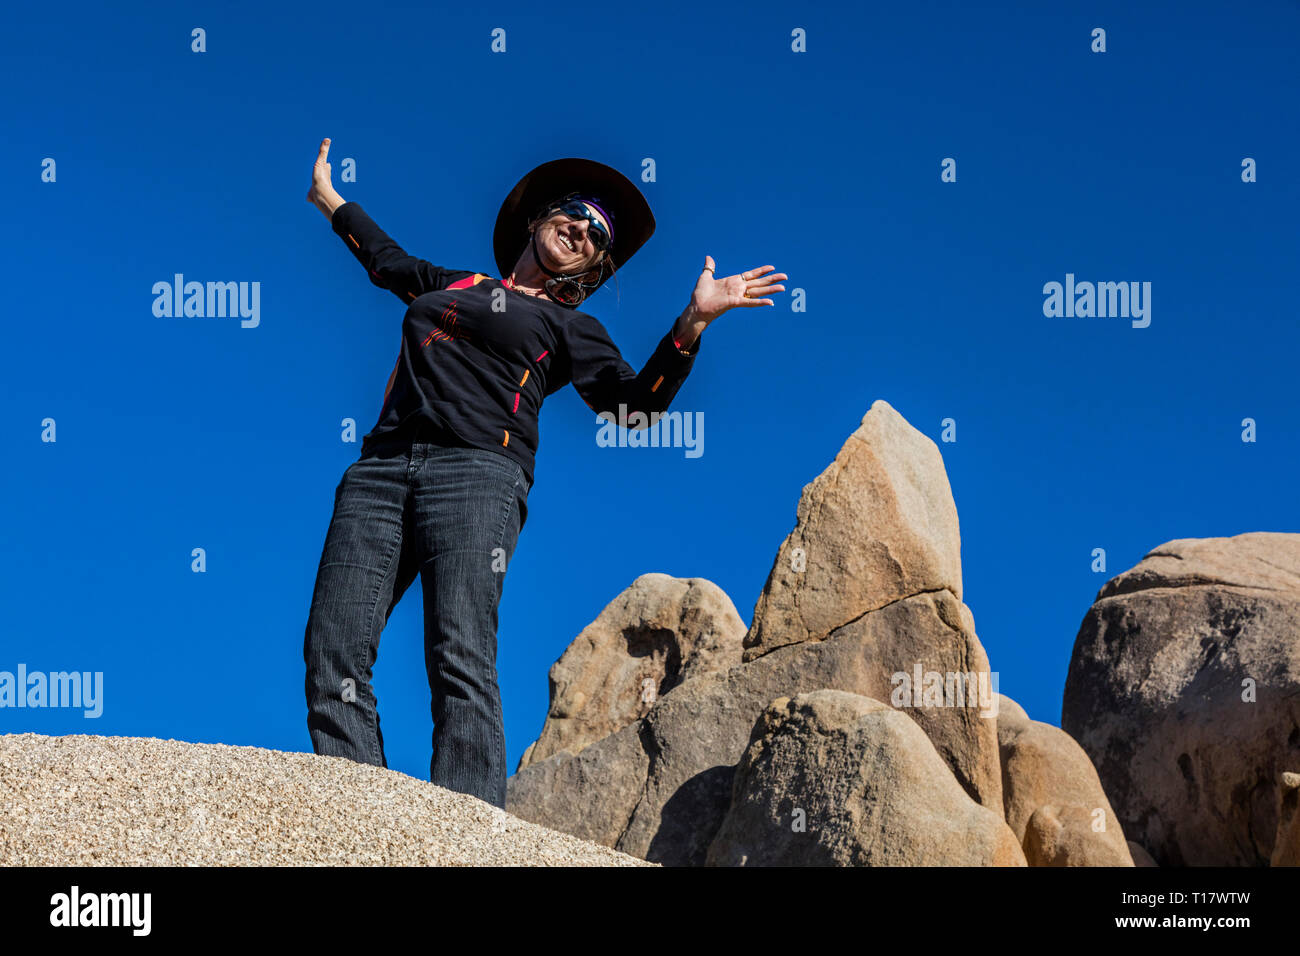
[1062,532,1300,866]
[705,691,1025,866]
[1272,772,1300,866]
[1128,841,1159,867]
[516,574,746,771]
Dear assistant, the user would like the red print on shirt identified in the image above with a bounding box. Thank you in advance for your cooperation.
[423,299,468,346]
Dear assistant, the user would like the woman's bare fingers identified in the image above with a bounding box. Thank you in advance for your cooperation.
[309,138,334,205]
[313,138,333,186]
[744,268,787,298]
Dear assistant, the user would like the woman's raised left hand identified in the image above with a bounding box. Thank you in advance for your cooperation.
[689,255,787,323]
[672,257,788,351]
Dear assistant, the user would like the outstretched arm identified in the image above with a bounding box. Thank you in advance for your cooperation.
[307,137,470,304]
[566,257,788,424]
[564,311,701,425]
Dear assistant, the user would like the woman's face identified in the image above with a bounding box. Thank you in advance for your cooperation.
[534,202,610,276]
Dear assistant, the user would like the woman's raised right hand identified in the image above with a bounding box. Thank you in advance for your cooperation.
[307,137,344,218]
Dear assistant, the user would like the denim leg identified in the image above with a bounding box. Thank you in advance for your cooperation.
[304,451,418,769]
[407,445,528,809]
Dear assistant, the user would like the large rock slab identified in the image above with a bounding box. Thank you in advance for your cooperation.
[0,734,652,866]
[744,399,962,662]
[517,574,746,770]
[997,699,1134,866]
[509,589,1002,865]
[1062,532,1300,866]
[705,691,1025,866]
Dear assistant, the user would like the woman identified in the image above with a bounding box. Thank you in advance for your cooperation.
[302,138,786,809]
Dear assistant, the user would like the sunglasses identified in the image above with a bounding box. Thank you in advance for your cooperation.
[549,200,612,254]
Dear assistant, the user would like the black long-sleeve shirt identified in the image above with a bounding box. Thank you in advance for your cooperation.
[330,201,700,488]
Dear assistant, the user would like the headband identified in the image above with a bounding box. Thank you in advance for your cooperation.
[555,193,614,245]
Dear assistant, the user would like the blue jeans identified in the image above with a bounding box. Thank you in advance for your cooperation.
[303,424,530,809]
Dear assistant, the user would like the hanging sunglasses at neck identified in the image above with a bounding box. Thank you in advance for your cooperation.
[542,262,606,306]
[526,229,607,307]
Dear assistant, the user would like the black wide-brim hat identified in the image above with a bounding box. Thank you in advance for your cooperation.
[493,158,655,289]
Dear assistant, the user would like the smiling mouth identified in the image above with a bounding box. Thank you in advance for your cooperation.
[556,232,577,253]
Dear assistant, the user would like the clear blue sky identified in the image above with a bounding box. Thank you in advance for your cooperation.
[2,1,1297,780]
